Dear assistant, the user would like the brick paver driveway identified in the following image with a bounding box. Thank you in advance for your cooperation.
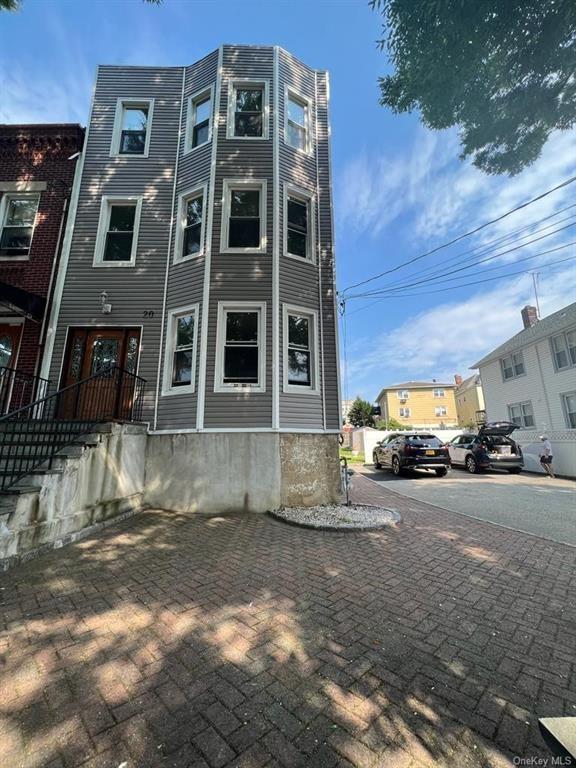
[1,475,575,768]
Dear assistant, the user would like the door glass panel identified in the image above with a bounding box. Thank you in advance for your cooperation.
[125,335,139,374]
[0,335,13,368]
[70,337,84,379]
[91,339,119,375]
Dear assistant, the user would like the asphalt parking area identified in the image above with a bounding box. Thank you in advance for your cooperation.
[360,465,576,546]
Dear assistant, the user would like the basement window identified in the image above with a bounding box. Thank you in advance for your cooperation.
[0,194,40,259]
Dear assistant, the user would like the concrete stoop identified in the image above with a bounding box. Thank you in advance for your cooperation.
[0,422,147,570]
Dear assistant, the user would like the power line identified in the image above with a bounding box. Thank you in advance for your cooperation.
[375,207,576,293]
[341,174,576,295]
[348,228,576,299]
[344,253,576,309]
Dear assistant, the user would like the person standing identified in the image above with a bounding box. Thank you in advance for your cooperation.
[539,436,555,478]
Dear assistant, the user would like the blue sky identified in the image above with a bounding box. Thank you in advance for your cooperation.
[2,0,575,402]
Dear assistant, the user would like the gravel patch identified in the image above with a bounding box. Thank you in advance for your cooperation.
[269,503,401,530]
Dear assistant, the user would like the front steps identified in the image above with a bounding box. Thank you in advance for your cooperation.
[0,422,147,570]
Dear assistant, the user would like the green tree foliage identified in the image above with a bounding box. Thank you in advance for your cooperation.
[375,417,412,430]
[347,397,376,427]
[371,0,576,175]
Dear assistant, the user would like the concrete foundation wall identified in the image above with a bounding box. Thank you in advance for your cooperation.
[0,423,147,567]
[145,432,340,513]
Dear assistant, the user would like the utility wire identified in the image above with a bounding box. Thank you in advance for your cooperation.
[341,174,576,295]
[348,226,576,298]
[376,207,576,293]
[344,253,576,310]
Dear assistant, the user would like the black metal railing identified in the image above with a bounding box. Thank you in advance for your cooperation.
[476,409,487,426]
[0,365,145,491]
[0,367,53,415]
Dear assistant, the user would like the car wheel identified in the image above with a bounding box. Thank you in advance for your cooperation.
[392,456,402,476]
[373,454,382,469]
[435,467,448,477]
[465,455,478,474]
[507,467,522,474]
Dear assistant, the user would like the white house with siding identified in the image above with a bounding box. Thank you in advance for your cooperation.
[472,303,576,476]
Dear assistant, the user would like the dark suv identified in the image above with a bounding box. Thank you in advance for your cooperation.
[373,433,451,477]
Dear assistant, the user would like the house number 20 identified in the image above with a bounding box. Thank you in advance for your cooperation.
[143,310,155,318]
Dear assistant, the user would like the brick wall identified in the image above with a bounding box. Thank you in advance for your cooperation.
[0,124,84,380]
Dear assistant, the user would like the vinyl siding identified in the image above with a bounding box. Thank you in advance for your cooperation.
[49,47,339,434]
[479,326,576,430]
[278,48,323,430]
[156,51,218,430]
[48,66,183,422]
[203,46,275,429]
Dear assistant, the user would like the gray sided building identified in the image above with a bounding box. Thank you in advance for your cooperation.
[42,45,341,511]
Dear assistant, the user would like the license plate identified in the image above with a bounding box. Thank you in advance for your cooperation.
[425,450,435,456]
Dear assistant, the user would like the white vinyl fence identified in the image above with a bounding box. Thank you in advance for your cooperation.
[514,430,576,478]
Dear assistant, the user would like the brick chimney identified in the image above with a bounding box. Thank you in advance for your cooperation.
[521,305,539,329]
[454,374,463,386]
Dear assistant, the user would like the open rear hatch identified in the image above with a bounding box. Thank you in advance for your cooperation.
[479,421,518,437]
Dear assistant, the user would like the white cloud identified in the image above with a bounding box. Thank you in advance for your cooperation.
[344,264,576,400]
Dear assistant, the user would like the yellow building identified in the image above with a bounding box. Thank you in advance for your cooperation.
[454,373,485,428]
[375,381,458,429]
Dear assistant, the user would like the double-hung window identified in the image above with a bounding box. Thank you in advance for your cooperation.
[216,303,266,392]
[562,392,576,428]
[283,306,318,393]
[399,407,410,418]
[111,99,153,157]
[551,330,576,371]
[221,180,267,253]
[397,390,409,399]
[284,185,314,262]
[501,351,525,380]
[508,401,535,428]
[228,81,268,139]
[175,186,205,262]
[163,305,198,395]
[433,388,445,398]
[94,196,142,267]
[186,87,213,151]
[0,194,39,258]
[285,89,311,153]
[435,406,447,417]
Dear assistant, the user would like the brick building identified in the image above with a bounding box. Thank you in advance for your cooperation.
[0,124,84,410]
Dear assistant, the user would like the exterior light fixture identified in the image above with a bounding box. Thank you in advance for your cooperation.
[101,290,112,315]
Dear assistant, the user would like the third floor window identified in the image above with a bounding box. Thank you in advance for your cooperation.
[111,99,153,157]
[228,82,268,139]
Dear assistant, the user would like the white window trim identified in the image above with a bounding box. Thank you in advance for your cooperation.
[214,301,266,394]
[283,183,316,264]
[550,328,576,372]
[282,303,320,395]
[220,178,267,255]
[184,85,214,154]
[435,406,448,417]
[284,85,313,155]
[396,390,410,399]
[500,351,526,381]
[173,183,207,264]
[399,407,411,418]
[433,389,445,398]
[110,98,154,158]
[561,391,576,429]
[0,192,40,262]
[93,195,143,268]
[507,400,535,428]
[162,304,199,396]
[226,79,270,140]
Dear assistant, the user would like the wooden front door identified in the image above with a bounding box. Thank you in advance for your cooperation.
[60,328,140,419]
[0,323,23,413]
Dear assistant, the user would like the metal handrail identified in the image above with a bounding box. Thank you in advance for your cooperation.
[0,365,146,491]
[0,367,53,415]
